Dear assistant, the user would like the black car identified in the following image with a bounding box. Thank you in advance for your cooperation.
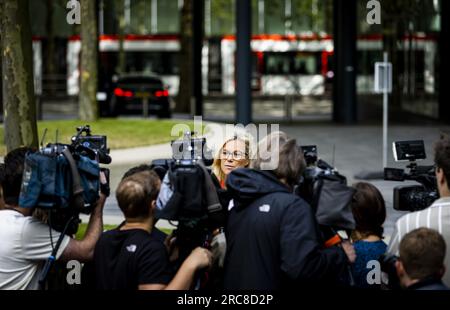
[101,74,173,118]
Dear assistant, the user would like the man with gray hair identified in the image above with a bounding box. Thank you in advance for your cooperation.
[223,131,355,289]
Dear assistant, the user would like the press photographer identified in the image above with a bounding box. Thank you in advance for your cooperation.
[0,126,110,290]
[223,131,355,290]
[93,170,212,290]
[387,134,450,287]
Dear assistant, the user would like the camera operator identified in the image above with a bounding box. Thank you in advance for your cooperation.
[0,147,107,290]
[388,134,450,286]
[121,164,169,243]
[94,170,213,290]
[223,132,355,289]
[395,228,448,290]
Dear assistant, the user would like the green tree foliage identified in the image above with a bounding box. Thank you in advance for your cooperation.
[210,0,234,35]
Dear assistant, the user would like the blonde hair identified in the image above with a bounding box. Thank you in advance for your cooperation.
[212,133,252,185]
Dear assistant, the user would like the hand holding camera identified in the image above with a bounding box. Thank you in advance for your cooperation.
[99,169,110,198]
[341,240,356,264]
[185,247,213,271]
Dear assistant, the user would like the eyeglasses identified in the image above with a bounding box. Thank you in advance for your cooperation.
[220,150,246,160]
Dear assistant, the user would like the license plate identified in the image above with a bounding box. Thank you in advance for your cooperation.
[135,91,151,98]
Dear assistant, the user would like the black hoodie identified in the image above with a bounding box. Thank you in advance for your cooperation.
[223,168,348,290]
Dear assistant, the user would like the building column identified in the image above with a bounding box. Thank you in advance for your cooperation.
[192,0,204,115]
[333,0,357,124]
[235,0,252,125]
[439,0,450,123]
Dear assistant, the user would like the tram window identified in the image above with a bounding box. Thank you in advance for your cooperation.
[292,53,320,74]
[125,52,179,75]
[263,52,321,75]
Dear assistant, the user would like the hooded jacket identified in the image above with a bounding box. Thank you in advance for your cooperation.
[223,168,348,290]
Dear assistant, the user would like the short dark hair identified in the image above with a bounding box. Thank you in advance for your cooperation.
[399,228,446,280]
[434,133,450,189]
[351,182,386,239]
[116,170,161,219]
[122,164,153,180]
[0,147,35,206]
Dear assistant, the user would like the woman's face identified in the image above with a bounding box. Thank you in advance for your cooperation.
[220,139,249,176]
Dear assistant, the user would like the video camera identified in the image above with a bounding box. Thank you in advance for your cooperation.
[71,125,111,165]
[151,132,222,258]
[20,125,111,234]
[384,140,438,211]
[296,145,355,235]
[296,145,356,286]
[18,125,111,289]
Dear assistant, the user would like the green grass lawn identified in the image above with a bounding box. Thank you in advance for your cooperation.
[75,222,173,240]
[0,118,198,156]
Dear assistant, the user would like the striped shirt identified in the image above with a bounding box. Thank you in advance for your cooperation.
[387,197,450,287]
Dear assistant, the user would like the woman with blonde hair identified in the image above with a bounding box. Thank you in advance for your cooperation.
[207,133,252,289]
[211,133,252,190]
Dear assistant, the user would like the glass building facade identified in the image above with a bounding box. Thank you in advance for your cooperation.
[96,0,331,36]
[27,0,443,119]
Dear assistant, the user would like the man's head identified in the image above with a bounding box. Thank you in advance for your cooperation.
[252,131,305,188]
[116,170,161,221]
[122,164,153,180]
[0,147,34,206]
[396,228,446,288]
[434,134,450,197]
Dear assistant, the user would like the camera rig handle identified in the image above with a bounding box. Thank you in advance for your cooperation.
[62,148,84,210]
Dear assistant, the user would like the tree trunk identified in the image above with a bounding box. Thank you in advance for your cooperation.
[0,32,3,120]
[46,0,56,96]
[116,0,126,75]
[0,0,39,152]
[177,0,193,113]
[79,0,99,121]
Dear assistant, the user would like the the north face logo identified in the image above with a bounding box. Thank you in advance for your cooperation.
[259,204,270,213]
[126,244,137,253]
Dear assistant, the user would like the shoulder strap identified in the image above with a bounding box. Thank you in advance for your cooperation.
[62,148,84,209]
